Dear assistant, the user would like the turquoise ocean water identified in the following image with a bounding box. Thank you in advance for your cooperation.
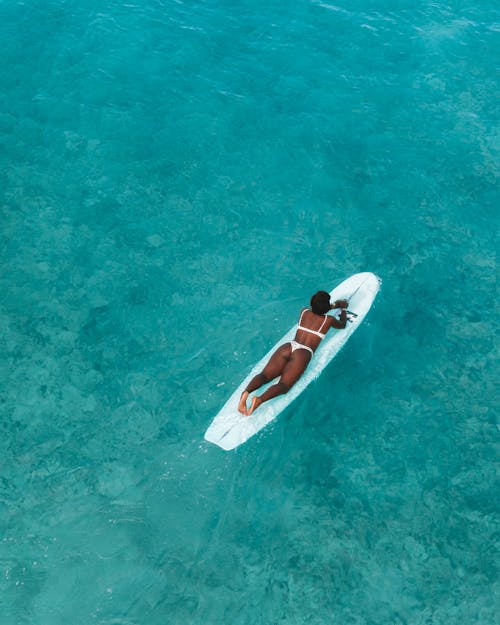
[1,0,498,623]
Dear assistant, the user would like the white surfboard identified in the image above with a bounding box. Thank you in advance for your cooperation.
[204,272,381,450]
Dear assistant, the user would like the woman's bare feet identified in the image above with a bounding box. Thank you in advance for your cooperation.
[246,396,262,416]
[238,391,249,414]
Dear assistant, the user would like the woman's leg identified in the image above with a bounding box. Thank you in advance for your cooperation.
[238,344,291,414]
[247,348,311,415]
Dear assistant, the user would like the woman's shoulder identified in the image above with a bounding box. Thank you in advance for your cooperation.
[298,307,309,321]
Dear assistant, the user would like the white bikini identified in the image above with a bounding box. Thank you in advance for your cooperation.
[290,309,329,356]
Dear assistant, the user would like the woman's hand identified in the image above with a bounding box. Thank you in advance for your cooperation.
[332,299,348,309]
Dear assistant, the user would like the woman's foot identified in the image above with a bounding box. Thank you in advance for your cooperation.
[246,396,262,416]
[238,391,249,414]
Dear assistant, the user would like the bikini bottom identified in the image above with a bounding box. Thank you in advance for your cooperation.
[289,340,313,357]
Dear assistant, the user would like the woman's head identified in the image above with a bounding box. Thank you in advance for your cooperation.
[310,291,331,315]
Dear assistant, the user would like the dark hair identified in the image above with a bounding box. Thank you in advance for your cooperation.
[310,291,330,315]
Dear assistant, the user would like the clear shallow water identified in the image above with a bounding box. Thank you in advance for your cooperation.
[1,0,498,623]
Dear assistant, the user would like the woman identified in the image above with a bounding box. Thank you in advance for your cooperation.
[238,291,349,416]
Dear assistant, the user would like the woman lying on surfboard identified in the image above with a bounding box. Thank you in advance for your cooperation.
[238,292,349,416]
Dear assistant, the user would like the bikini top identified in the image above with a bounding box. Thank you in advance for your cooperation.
[297,309,329,339]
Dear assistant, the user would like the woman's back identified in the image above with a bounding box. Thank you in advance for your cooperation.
[294,309,330,351]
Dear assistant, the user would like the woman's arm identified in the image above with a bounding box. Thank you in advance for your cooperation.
[330,309,347,329]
